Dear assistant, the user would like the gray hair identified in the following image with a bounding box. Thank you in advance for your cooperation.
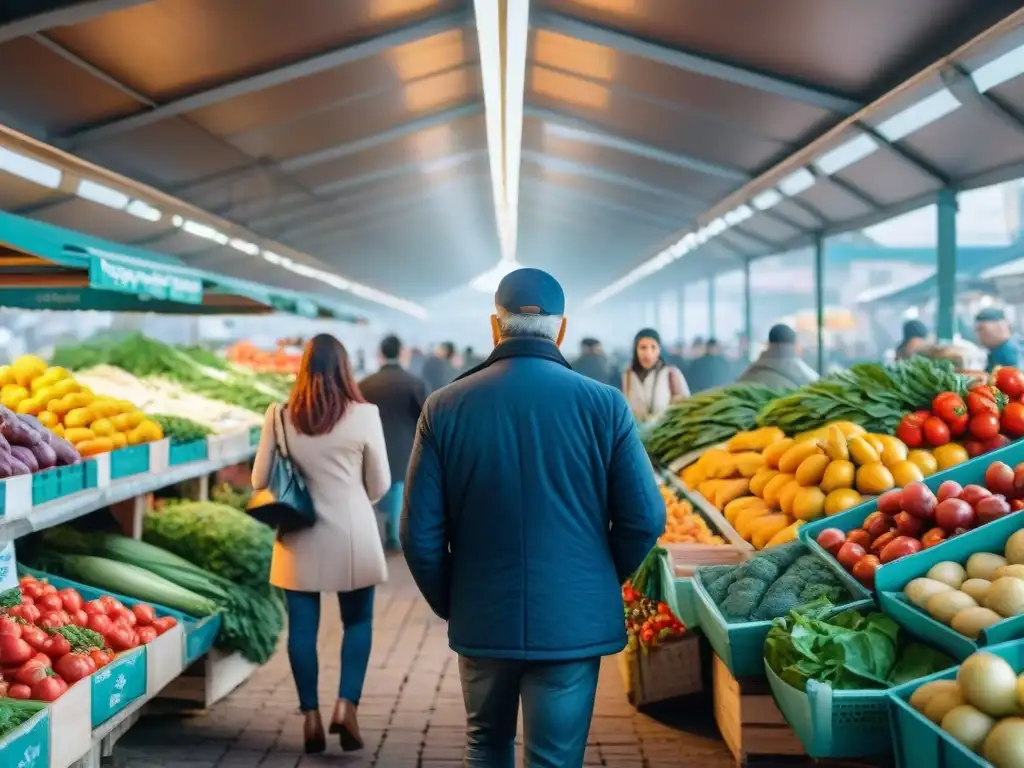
[495,307,562,341]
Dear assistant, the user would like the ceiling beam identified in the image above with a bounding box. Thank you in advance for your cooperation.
[59,9,473,147]
[520,150,708,209]
[523,105,750,182]
[0,0,147,43]
[531,11,863,114]
[518,177,685,230]
[311,149,485,196]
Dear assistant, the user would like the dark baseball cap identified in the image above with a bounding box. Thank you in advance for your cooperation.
[495,268,565,316]
[976,307,1007,323]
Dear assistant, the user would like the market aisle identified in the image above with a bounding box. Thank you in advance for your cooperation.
[116,557,732,767]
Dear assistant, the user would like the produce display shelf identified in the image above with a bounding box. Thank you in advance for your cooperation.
[0,443,257,541]
[659,467,751,552]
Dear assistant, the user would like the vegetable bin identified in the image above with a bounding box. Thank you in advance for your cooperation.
[0,703,48,767]
[109,444,151,480]
[875,511,1024,660]
[31,464,86,507]
[800,437,1024,602]
[692,570,775,678]
[168,438,209,467]
[763,599,951,759]
[887,639,1024,768]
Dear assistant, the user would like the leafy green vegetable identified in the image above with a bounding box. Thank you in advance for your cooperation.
[150,414,211,443]
[0,699,44,738]
[0,587,21,609]
[210,482,253,512]
[764,599,953,690]
[646,384,790,464]
[757,357,969,435]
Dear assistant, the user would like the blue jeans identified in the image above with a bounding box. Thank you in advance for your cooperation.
[459,656,601,768]
[378,482,404,548]
[283,587,374,711]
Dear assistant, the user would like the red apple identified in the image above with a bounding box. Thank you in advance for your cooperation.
[863,511,894,538]
[934,498,976,532]
[985,462,1015,497]
[936,480,963,503]
[837,542,866,571]
[877,489,904,515]
[879,536,923,564]
[976,494,1012,525]
[960,484,992,507]
[901,482,937,520]
[815,528,846,556]
[846,529,873,549]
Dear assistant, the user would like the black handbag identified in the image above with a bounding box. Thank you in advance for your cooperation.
[247,405,316,533]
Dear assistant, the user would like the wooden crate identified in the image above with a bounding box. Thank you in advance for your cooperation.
[619,634,702,706]
[713,655,804,765]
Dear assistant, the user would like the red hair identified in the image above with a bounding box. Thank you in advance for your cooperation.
[288,334,365,436]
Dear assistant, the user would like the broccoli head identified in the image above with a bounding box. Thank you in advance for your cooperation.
[749,554,846,622]
[720,576,770,622]
[700,566,738,606]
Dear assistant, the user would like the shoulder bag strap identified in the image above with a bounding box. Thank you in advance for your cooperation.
[275,404,294,458]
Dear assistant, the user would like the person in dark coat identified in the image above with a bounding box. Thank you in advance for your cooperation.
[896,319,929,360]
[739,324,819,389]
[401,268,664,766]
[571,337,619,387]
[685,337,733,393]
[976,308,1020,372]
[420,341,458,394]
[460,346,483,373]
[359,335,427,550]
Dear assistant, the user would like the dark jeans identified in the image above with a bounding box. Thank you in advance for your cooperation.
[283,587,374,711]
[459,656,601,767]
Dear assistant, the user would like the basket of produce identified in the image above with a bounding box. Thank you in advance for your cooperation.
[692,541,856,677]
[889,641,1024,768]
[0,700,48,763]
[874,511,1024,661]
[802,440,1024,599]
[645,384,789,468]
[764,598,954,758]
[656,482,751,572]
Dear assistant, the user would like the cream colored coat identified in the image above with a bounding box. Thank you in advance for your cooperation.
[252,402,391,593]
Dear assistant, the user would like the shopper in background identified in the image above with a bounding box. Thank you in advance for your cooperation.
[461,346,483,373]
[896,319,930,360]
[738,324,819,389]
[665,341,688,373]
[572,337,619,387]
[252,334,390,755]
[623,328,689,423]
[408,346,425,377]
[420,341,459,394]
[359,334,427,552]
[685,337,733,393]
[401,268,664,767]
[975,308,1020,371]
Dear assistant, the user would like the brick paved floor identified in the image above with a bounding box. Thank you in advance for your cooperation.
[115,556,733,767]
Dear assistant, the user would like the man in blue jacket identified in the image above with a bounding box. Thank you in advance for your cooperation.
[401,268,665,767]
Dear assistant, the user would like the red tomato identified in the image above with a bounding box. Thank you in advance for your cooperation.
[31,676,64,702]
[18,576,36,589]
[114,608,136,627]
[37,612,65,630]
[996,367,1024,399]
[90,649,113,668]
[852,555,881,589]
[42,635,71,660]
[38,584,56,597]
[6,606,22,619]
[933,394,967,423]
[19,595,32,606]
[131,604,156,627]
[0,635,33,666]
[36,594,61,613]
[150,616,178,636]
[82,600,106,617]
[13,659,50,687]
[86,614,113,637]
[20,626,47,652]
[21,583,42,601]
[135,626,158,645]
[896,417,924,448]
[98,597,124,616]
[923,417,951,446]
[57,589,83,614]
[106,625,137,652]
[0,617,22,638]
[72,610,89,628]
[1001,402,1024,437]
[54,653,96,683]
[18,605,40,625]
[969,413,1001,441]
[6,683,30,700]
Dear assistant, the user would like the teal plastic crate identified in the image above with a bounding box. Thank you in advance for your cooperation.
[31,463,86,506]
[800,438,1024,601]
[763,599,953,759]
[91,645,146,727]
[887,639,1024,768]
[0,704,49,766]
[675,578,699,629]
[110,444,150,480]
[168,439,209,466]
[874,511,1024,660]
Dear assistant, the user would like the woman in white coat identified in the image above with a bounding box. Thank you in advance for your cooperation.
[252,334,390,755]
[623,328,689,424]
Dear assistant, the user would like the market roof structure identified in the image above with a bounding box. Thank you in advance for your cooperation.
[0,0,1021,317]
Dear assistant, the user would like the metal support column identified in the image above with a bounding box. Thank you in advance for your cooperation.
[708,278,717,339]
[936,188,959,343]
[676,286,685,343]
[743,259,752,361]
[814,235,826,374]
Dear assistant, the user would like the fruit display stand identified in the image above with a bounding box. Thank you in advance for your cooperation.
[659,471,752,574]
[620,633,702,707]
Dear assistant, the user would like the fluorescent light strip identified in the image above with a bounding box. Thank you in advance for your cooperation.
[76,179,129,210]
[778,167,816,196]
[125,200,162,222]
[0,147,62,189]
[971,42,1024,93]
[752,189,783,211]
[503,0,531,264]
[181,219,229,245]
[876,88,961,142]
[262,250,427,319]
[229,238,259,256]
[814,133,878,175]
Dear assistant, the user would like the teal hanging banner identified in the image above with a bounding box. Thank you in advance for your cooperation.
[87,249,203,304]
[296,298,319,318]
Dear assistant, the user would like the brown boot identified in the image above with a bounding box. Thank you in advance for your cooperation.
[329,699,364,751]
[302,710,326,754]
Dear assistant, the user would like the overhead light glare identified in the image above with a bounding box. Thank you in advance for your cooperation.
[0,148,61,189]
[125,200,162,222]
[752,189,783,211]
[971,43,1024,93]
[876,88,961,142]
[76,179,129,210]
[814,134,879,175]
[470,259,521,293]
[171,215,184,227]
[724,205,753,226]
[778,168,816,197]
[182,219,229,245]
[229,238,260,256]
